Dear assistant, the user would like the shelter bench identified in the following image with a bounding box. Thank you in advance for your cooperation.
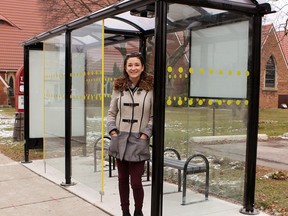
[163,148,209,205]
[93,135,115,177]
[93,136,149,180]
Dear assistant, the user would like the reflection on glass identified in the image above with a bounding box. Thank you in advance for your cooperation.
[43,34,66,173]
[164,3,251,214]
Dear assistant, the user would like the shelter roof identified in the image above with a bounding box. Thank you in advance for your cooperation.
[23,0,272,47]
[0,0,47,71]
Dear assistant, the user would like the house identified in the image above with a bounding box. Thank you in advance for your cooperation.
[0,0,119,107]
[260,24,288,108]
[1,0,288,109]
[0,0,48,107]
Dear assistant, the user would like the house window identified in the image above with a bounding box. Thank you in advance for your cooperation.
[265,56,276,88]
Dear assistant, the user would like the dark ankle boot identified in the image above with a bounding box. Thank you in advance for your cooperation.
[122,210,131,216]
[134,210,143,216]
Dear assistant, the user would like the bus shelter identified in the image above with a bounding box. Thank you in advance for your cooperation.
[22,0,271,215]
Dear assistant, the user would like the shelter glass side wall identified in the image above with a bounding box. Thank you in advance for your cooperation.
[43,34,66,173]
[69,20,146,191]
[163,3,251,208]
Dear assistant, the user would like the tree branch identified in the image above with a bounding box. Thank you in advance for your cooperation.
[62,0,80,17]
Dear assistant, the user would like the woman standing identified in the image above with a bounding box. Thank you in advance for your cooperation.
[107,52,153,216]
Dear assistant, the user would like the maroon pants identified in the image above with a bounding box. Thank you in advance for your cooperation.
[116,159,145,211]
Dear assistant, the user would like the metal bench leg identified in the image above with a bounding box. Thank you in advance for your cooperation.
[147,160,150,181]
[182,172,187,205]
[205,170,209,200]
[178,169,182,192]
[94,147,97,172]
[109,156,112,177]
[113,157,116,170]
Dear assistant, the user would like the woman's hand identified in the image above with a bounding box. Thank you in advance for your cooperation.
[140,133,148,139]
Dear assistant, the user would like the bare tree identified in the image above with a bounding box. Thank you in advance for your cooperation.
[264,0,288,31]
[41,0,121,29]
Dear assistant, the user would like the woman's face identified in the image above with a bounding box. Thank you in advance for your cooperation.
[125,57,144,83]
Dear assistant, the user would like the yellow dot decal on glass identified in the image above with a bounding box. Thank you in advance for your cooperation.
[208,99,213,106]
[178,97,183,106]
[173,96,176,101]
[185,74,188,79]
[179,74,182,78]
[174,74,177,79]
[236,100,241,106]
[200,68,204,74]
[188,98,193,106]
[198,100,203,106]
[237,70,241,76]
[219,70,223,75]
[246,71,250,77]
[168,74,172,79]
[209,69,214,75]
[70,73,72,77]
[87,71,90,76]
[189,67,194,74]
[167,66,173,73]
[227,100,233,105]
[217,100,222,105]
[178,67,183,73]
[184,97,187,101]
[96,70,99,75]
[245,100,249,105]
[70,95,72,99]
[228,70,232,75]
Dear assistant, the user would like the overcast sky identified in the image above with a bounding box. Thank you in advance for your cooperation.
[263,0,288,30]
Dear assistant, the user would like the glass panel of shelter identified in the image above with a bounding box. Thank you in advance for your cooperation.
[70,21,150,196]
[37,2,255,215]
[163,3,251,213]
[43,34,66,174]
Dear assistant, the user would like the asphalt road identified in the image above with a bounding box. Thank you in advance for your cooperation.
[192,137,288,171]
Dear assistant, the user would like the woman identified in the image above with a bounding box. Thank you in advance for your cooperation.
[107,52,153,216]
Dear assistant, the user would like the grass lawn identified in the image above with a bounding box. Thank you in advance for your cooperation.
[0,107,288,215]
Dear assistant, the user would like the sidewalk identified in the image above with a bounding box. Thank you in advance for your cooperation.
[0,152,271,216]
[0,153,111,216]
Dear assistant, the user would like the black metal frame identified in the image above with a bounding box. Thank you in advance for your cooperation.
[23,42,43,163]
[240,15,263,215]
[63,30,73,185]
[23,0,271,215]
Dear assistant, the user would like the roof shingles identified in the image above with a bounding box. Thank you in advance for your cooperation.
[0,0,48,70]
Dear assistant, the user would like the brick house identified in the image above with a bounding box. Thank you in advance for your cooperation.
[260,24,288,108]
[0,0,118,108]
[0,0,48,107]
[1,1,288,109]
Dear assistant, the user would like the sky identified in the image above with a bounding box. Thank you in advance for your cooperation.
[263,0,288,30]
